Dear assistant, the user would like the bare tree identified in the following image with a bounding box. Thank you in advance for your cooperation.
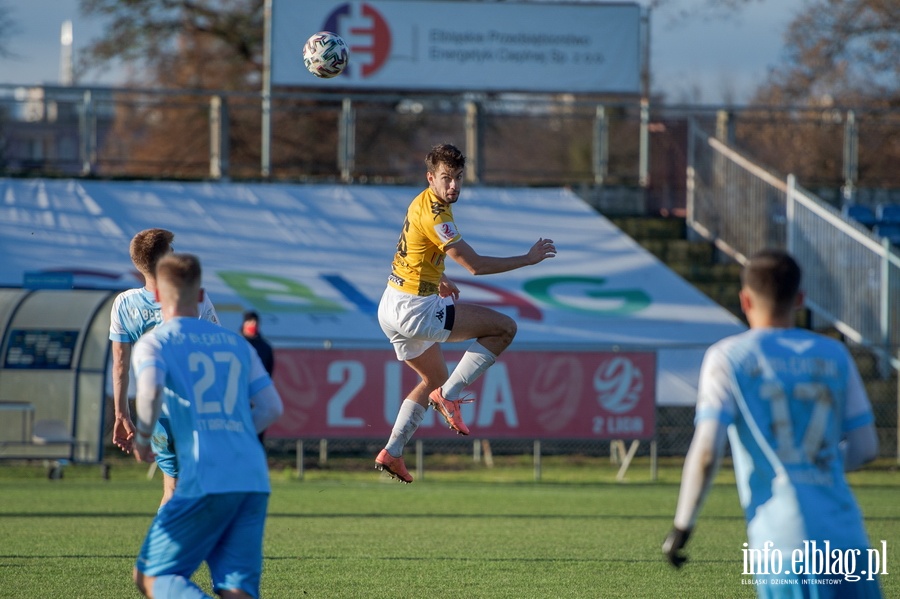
[77,0,264,89]
[730,0,900,190]
[753,0,900,107]
[77,0,276,178]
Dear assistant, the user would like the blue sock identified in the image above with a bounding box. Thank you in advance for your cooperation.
[152,575,213,598]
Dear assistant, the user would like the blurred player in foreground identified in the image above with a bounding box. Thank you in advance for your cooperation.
[109,228,219,507]
[131,253,283,599]
[375,143,557,483]
[663,249,881,598]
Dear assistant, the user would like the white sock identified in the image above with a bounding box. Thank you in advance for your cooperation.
[384,399,426,457]
[442,341,497,400]
[152,575,214,598]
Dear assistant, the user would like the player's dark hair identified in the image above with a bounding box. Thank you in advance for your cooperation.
[425,143,465,174]
[741,249,802,313]
[130,228,175,275]
[155,253,201,291]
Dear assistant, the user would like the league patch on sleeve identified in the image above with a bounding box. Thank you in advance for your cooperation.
[434,221,460,244]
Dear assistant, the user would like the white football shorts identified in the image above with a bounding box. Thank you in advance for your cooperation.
[378,285,455,360]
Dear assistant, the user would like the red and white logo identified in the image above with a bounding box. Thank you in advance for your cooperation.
[434,222,459,243]
[322,2,392,78]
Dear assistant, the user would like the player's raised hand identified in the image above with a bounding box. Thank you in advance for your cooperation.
[527,238,557,265]
[662,527,692,568]
[113,414,136,453]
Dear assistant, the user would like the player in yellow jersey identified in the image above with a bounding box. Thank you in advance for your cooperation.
[375,143,557,483]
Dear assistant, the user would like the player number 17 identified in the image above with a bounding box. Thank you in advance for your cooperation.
[760,381,833,465]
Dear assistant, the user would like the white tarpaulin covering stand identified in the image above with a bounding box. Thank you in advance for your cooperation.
[0,178,744,407]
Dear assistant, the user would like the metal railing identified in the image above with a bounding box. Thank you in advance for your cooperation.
[688,122,900,457]
[787,179,900,366]
[688,122,900,367]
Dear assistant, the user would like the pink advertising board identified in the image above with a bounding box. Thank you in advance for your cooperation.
[267,348,655,440]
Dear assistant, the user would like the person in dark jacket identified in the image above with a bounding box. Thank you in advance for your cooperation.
[241,310,276,444]
[241,311,274,376]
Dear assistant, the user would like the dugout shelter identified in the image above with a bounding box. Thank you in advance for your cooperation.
[0,288,112,463]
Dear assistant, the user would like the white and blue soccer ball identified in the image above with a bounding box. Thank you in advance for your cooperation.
[302,31,349,79]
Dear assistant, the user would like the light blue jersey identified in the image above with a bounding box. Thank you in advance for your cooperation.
[131,317,272,497]
[697,327,875,554]
[109,287,219,343]
[110,287,218,477]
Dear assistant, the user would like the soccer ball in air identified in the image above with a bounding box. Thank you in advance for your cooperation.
[302,31,349,79]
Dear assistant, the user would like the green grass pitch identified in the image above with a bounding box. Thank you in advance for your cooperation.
[0,456,897,598]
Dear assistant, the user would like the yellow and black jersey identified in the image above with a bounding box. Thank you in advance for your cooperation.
[387,188,462,296]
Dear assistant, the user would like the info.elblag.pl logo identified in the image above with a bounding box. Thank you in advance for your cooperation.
[741,540,888,586]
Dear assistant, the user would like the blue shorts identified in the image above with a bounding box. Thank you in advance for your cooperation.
[150,416,177,478]
[136,492,269,597]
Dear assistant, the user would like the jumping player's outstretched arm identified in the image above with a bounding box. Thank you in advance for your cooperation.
[445,238,556,276]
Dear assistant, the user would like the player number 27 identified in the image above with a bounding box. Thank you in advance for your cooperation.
[190,351,242,416]
[760,381,833,465]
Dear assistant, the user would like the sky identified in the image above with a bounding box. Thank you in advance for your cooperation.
[0,0,807,105]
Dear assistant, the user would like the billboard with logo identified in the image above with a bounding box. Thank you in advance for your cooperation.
[272,0,643,94]
[268,348,655,440]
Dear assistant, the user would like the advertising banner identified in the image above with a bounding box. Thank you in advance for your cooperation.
[0,179,746,406]
[267,348,656,440]
[273,0,643,93]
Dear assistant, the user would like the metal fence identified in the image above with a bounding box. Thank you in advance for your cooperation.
[4,84,900,214]
[687,122,900,457]
[713,106,900,192]
[0,84,651,188]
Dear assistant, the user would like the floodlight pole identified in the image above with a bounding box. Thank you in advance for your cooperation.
[640,7,651,101]
[638,7,651,188]
[592,105,608,185]
[465,100,483,184]
[261,0,273,178]
[841,110,858,204]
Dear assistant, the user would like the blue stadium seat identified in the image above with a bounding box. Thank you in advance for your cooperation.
[842,204,877,228]
[877,203,900,225]
[874,223,900,246]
